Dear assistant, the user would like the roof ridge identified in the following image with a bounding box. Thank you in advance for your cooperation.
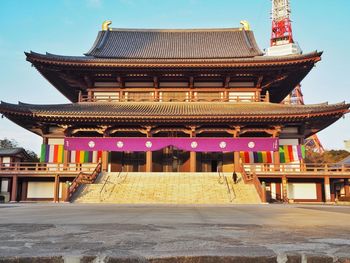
[108,27,242,32]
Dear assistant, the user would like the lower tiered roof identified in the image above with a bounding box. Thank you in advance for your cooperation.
[0,101,348,137]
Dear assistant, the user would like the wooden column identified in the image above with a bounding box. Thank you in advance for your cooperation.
[234,151,240,172]
[146,131,152,172]
[324,176,331,203]
[63,150,69,170]
[345,179,350,197]
[102,151,108,172]
[281,176,288,202]
[273,151,280,172]
[20,181,28,201]
[231,129,240,173]
[10,175,18,202]
[88,90,93,101]
[190,128,196,172]
[146,151,152,172]
[54,175,60,203]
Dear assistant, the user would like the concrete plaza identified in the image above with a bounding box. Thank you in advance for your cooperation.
[0,203,350,262]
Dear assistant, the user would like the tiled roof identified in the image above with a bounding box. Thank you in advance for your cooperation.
[0,147,26,156]
[85,28,263,59]
[26,51,321,65]
[0,101,348,119]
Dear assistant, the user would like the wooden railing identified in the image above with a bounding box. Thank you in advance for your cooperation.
[80,94,268,103]
[242,163,350,174]
[240,164,266,202]
[0,162,99,173]
[65,161,102,202]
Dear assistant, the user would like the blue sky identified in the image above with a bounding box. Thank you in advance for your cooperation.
[0,0,349,154]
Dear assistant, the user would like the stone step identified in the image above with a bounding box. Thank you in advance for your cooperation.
[74,172,261,204]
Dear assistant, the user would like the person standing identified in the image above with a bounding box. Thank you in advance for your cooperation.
[232,172,238,184]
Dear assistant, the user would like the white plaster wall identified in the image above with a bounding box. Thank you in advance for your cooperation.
[47,138,64,145]
[279,139,299,145]
[288,183,317,199]
[1,179,9,192]
[27,182,63,199]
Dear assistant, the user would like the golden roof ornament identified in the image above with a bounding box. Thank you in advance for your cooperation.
[102,20,112,31]
[240,20,251,31]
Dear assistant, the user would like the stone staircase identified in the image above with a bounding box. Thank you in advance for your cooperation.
[73,172,261,204]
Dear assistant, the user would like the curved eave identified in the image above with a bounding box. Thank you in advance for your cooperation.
[1,101,348,138]
[25,51,322,68]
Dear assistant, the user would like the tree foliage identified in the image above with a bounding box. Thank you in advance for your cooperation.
[305,149,350,163]
[0,138,18,148]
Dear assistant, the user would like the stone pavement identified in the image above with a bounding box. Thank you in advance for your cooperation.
[0,203,350,262]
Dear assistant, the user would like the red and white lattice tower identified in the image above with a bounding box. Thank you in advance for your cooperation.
[267,0,301,56]
[267,0,325,153]
[271,0,293,46]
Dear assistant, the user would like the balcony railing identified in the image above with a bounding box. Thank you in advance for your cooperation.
[243,163,350,174]
[80,94,269,103]
[0,162,99,173]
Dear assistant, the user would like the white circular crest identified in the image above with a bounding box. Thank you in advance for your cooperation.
[219,141,227,149]
[145,141,153,148]
[116,141,124,148]
[248,141,255,149]
[191,141,198,149]
[88,141,95,148]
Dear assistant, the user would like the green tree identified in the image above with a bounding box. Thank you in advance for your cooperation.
[305,150,350,163]
[0,138,18,148]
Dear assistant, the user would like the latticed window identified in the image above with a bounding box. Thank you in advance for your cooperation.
[193,92,224,102]
[228,92,256,102]
[93,92,119,102]
[124,92,154,102]
[160,92,189,102]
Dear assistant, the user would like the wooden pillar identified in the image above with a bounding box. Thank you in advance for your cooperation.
[190,151,196,172]
[345,179,350,197]
[276,182,282,201]
[10,175,18,202]
[190,128,196,172]
[20,181,28,201]
[54,175,60,203]
[102,151,108,172]
[324,176,331,203]
[234,151,240,172]
[281,176,288,202]
[63,150,69,170]
[88,90,93,101]
[146,151,152,172]
[273,150,280,172]
[146,131,152,172]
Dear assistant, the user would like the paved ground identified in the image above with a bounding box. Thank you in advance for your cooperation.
[0,203,350,262]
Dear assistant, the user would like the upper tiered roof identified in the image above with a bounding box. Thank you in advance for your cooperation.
[85,28,263,59]
[23,24,323,103]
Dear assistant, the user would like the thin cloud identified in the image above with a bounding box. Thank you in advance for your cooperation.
[87,0,102,8]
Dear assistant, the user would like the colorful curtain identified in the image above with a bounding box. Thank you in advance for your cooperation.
[69,150,102,163]
[40,144,64,163]
[279,145,305,163]
[240,145,305,164]
[240,151,273,163]
[40,144,102,163]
